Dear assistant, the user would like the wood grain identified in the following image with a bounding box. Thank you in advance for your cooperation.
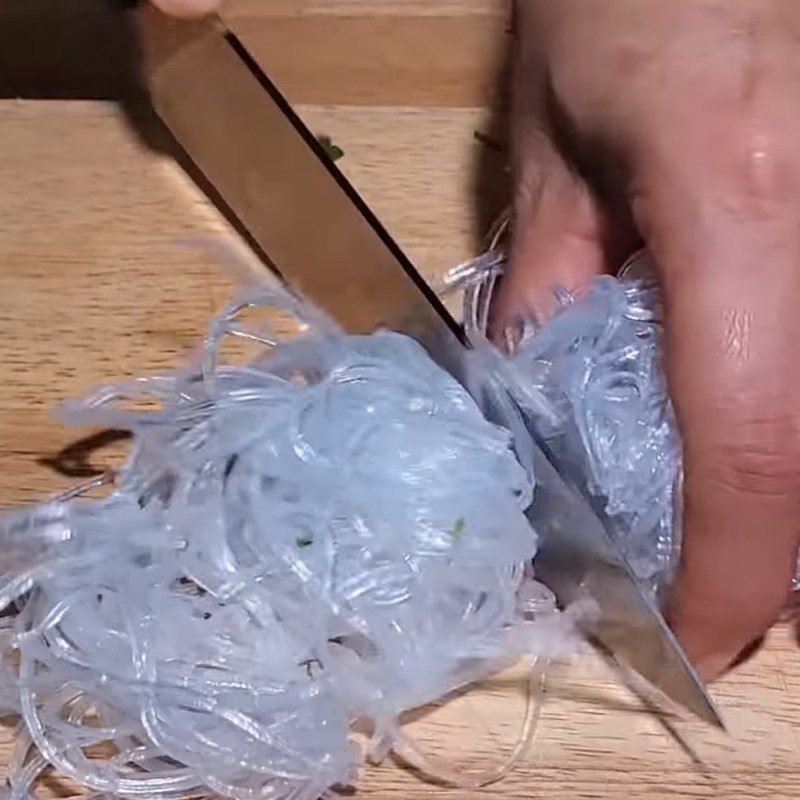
[225,0,504,17]
[0,5,799,798]
[228,15,510,107]
[221,0,510,108]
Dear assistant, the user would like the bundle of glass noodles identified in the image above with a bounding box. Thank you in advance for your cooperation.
[0,285,579,800]
[449,250,679,598]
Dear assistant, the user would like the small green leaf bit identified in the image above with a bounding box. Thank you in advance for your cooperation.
[449,518,466,542]
[317,135,345,163]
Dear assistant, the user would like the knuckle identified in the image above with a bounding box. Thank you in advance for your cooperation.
[678,110,800,215]
[701,412,800,497]
[634,82,800,218]
[717,131,800,215]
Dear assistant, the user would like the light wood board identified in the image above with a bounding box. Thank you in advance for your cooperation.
[0,3,799,798]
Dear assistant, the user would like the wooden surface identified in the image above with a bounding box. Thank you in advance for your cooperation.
[224,0,508,109]
[0,2,800,799]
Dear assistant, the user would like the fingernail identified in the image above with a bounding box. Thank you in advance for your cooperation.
[692,652,735,683]
[664,599,736,682]
[499,316,525,355]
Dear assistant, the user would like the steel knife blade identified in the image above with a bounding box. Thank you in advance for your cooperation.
[133,6,723,729]
[527,443,723,727]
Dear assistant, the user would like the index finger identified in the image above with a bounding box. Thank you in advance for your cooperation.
[637,139,800,680]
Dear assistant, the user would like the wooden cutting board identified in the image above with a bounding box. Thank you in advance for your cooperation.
[0,2,799,799]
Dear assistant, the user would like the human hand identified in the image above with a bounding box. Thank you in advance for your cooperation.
[494,0,800,680]
[150,0,219,17]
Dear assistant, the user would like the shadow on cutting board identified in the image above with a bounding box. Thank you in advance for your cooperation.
[0,0,274,254]
[0,0,172,151]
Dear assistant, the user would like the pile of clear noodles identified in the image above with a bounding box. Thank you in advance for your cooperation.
[445,248,681,597]
[0,283,584,800]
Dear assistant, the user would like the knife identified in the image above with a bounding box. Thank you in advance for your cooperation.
[132,6,723,729]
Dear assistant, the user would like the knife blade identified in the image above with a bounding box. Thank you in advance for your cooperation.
[528,443,723,727]
[133,6,722,729]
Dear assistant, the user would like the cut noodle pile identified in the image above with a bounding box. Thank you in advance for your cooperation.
[447,251,680,596]
[506,277,680,593]
[498,265,800,593]
[0,286,574,800]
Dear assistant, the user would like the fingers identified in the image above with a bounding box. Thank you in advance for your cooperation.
[150,0,220,17]
[504,0,800,681]
[491,6,634,345]
[489,133,610,342]
[636,144,800,680]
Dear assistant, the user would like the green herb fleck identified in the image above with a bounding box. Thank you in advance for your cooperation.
[317,135,345,162]
[449,518,466,542]
[296,536,314,548]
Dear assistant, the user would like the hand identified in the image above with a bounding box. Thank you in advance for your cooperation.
[150,0,220,17]
[495,0,800,680]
